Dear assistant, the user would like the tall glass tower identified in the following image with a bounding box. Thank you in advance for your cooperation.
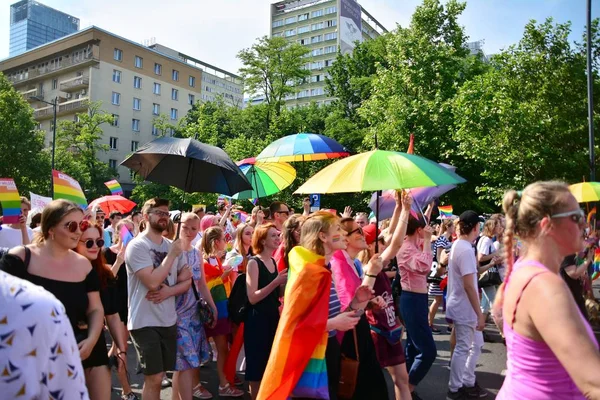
[9,0,79,56]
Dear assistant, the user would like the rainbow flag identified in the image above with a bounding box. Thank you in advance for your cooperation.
[588,207,596,226]
[204,258,230,318]
[438,205,453,218]
[231,211,248,227]
[217,195,230,206]
[250,198,259,206]
[104,179,123,195]
[592,248,600,281]
[0,178,22,224]
[257,246,331,400]
[53,170,87,208]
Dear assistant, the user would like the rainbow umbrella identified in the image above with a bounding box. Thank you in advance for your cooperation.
[255,133,349,162]
[232,158,297,200]
[569,182,600,203]
[294,150,465,194]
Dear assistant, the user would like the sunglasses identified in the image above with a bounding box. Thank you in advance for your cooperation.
[277,210,290,216]
[63,220,90,233]
[79,238,105,249]
[551,209,585,225]
[348,226,364,236]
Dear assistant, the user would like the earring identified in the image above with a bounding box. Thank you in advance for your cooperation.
[50,232,55,241]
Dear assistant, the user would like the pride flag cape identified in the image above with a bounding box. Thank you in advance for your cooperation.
[53,170,87,208]
[592,248,600,281]
[438,205,453,218]
[257,246,331,400]
[0,178,21,224]
[104,179,123,195]
[204,258,229,318]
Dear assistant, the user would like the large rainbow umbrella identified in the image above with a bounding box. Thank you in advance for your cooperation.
[255,133,349,162]
[232,158,297,200]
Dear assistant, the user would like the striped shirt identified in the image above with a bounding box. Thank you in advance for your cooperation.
[328,279,342,337]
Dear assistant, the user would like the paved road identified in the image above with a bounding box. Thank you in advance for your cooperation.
[109,309,507,399]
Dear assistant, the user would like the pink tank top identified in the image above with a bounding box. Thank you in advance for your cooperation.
[497,260,598,399]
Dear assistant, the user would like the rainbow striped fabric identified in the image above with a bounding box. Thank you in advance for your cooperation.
[104,179,123,195]
[438,205,453,218]
[0,178,22,224]
[231,211,248,227]
[257,246,331,400]
[204,257,230,317]
[52,170,87,208]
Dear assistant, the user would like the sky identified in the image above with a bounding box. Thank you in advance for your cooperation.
[1,0,598,74]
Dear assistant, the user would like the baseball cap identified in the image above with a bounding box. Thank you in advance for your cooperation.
[362,223,379,245]
[459,210,484,228]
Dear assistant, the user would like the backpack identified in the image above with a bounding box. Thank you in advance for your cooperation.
[228,273,249,324]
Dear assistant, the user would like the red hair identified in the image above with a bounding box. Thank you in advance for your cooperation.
[80,222,114,290]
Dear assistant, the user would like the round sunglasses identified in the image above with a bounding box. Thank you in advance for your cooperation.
[63,220,91,233]
[79,238,105,249]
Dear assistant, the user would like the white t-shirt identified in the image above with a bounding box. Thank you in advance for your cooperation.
[446,239,479,325]
[125,233,186,330]
[191,232,202,247]
[0,225,34,249]
[476,236,495,257]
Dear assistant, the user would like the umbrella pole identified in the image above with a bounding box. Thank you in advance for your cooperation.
[375,190,381,253]
[176,160,193,239]
[253,167,260,206]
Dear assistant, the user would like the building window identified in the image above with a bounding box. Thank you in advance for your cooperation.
[285,16,297,24]
[326,19,337,27]
[311,9,323,18]
[188,94,195,105]
[52,79,58,90]
[109,159,117,169]
[109,137,118,150]
[134,56,143,68]
[324,45,337,54]
[133,76,142,89]
[168,128,175,137]
[171,108,178,120]
[285,29,296,37]
[153,82,161,95]
[311,35,322,44]
[111,92,120,105]
[299,38,307,45]
[112,70,121,83]
[154,63,162,75]
[114,48,123,61]
[132,119,140,132]
[324,32,337,41]
[324,6,337,14]
[298,26,310,34]
[172,89,179,101]
[189,76,196,87]
[272,19,284,28]
[152,125,160,136]
[272,32,283,38]
[312,48,323,56]
[152,103,160,115]
[131,141,139,151]
[111,114,119,127]
[172,70,179,81]
[325,59,335,67]
[311,88,324,96]
[298,13,309,21]
[311,22,323,31]
[133,97,141,111]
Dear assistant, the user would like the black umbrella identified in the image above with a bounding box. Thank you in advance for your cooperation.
[121,137,251,196]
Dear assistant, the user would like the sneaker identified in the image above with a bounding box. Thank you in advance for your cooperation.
[121,393,138,400]
[161,377,171,388]
[193,384,213,399]
[218,383,244,398]
[233,375,243,386]
[447,389,465,400]
[462,382,488,398]
[431,326,442,335]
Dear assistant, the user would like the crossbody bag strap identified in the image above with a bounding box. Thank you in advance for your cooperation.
[190,277,200,301]
[22,246,31,270]
[353,328,359,362]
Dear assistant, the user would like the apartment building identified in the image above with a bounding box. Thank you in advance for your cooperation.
[0,26,243,192]
[270,0,387,107]
[10,0,79,57]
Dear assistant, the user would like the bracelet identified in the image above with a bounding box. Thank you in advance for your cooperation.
[365,273,377,278]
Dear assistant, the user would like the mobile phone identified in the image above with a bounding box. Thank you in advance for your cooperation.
[354,309,364,317]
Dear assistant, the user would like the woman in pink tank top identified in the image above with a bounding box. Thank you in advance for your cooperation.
[492,181,600,400]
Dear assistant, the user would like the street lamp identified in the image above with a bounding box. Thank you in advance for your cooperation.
[30,95,58,197]
[586,0,595,182]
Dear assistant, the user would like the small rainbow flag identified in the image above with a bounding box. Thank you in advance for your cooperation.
[217,195,230,206]
[438,205,453,218]
[0,178,22,224]
[53,170,87,208]
[592,248,600,281]
[257,246,331,400]
[588,207,596,226]
[231,211,248,227]
[104,180,123,195]
[250,198,259,206]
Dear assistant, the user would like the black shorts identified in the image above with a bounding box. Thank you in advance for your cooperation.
[130,325,177,376]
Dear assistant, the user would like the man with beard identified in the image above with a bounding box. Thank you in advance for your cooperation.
[125,198,191,400]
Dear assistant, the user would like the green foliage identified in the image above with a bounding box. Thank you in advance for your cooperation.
[54,101,117,200]
[0,72,50,196]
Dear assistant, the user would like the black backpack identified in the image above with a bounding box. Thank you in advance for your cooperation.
[228,273,249,324]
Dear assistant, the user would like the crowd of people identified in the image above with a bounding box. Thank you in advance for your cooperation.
[1,181,600,400]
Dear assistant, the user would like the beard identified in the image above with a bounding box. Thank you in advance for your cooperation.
[149,218,168,233]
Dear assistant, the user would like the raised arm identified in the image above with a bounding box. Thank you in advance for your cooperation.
[381,191,413,264]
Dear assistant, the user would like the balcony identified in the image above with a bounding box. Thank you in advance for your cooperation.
[21,88,40,102]
[33,97,89,120]
[8,52,99,86]
[60,76,89,92]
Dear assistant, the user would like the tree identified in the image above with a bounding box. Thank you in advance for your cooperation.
[0,72,50,195]
[54,101,117,200]
[238,36,310,126]
[450,18,600,204]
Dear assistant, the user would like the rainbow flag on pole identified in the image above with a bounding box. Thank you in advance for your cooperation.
[104,179,123,195]
[438,205,453,218]
[588,207,596,227]
[0,178,22,224]
[257,246,331,400]
[53,170,87,208]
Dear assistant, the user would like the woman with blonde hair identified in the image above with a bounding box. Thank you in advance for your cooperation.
[225,223,254,274]
[493,181,600,399]
[248,206,265,228]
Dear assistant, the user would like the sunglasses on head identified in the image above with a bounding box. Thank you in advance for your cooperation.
[63,220,91,233]
[551,209,585,225]
[79,238,105,249]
